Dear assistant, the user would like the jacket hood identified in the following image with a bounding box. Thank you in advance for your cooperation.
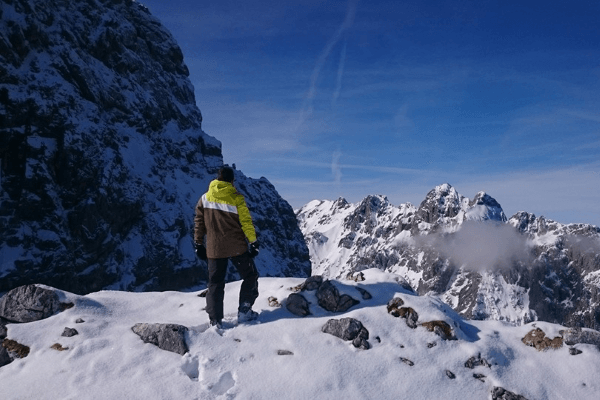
[208,179,237,200]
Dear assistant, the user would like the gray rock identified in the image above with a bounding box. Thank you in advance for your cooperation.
[387,297,405,317]
[277,350,294,356]
[0,285,61,323]
[286,293,311,317]
[75,318,85,324]
[0,345,11,367]
[62,327,79,337]
[492,386,529,400]
[400,357,414,366]
[473,373,486,382]
[322,318,370,349]
[569,347,583,355]
[316,280,359,313]
[0,317,8,339]
[562,327,600,349]
[465,353,491,369]
[445,370,456,379]
[131,323,189,355]
[301,276,323,291]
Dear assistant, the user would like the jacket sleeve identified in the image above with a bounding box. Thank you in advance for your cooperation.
[235,194,257,243]
[194,196,206,244]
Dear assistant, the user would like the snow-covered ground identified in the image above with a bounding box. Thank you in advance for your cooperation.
[1,269,599,399]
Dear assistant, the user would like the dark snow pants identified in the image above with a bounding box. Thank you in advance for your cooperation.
[206,252,259,321]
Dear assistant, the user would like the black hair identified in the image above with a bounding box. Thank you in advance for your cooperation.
[217,166,235,183]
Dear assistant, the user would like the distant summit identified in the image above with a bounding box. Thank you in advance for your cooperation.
[297,184,600,330]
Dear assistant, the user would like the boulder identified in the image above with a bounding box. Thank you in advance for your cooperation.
[421,320,456,340]
[399,307,419,329]
[286,293,311,317]
[131,323,189,355]
[561,327,600,349]
[301,275,324,291]
[2,338,30,359]
[569,347,583,355]
[0,285,62,323]
[445,370,456,379]
[62,327,79,337]
[322,318,370,349]
[492,386,529,400]
[316,280,359,313]
[521,328,563,351]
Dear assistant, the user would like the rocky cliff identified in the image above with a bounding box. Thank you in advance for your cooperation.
[297,184,600,330]
[0,0,310,294]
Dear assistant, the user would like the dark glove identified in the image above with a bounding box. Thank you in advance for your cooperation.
[249,241,260,258]
[194,242,207,261]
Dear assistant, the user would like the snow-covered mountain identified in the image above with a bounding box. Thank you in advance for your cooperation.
[1,273,600,399]
[0,0,310,294]
[296,184,600,330]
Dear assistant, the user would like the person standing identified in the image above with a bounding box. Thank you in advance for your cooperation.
[194,166,260,327]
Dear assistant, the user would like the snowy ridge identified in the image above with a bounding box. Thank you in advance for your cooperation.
[1,271,599,399]
[297,184,600,330]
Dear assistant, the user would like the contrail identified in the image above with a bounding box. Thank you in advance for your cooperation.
[296,0,359,129]
[331,149,343,185]
[332,40,347,106]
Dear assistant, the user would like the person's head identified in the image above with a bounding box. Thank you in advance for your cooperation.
[217,166,234,183]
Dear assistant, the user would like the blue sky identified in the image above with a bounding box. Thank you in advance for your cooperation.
[140,0,600,226]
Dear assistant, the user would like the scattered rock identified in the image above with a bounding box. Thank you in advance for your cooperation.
[492,386,529,400]
[131,323,189,355]
[387,297,405,317]
[561,327,600,349]
[473,373,486,382]
[399,307,419,329]
[286,293,311,317]
[445,370,456,379]
[301,275,323,291]
[421,320,456,340]
[316,280,359,313]
[75,318,85,324]
[322,318,370,350]
[346,271,365,282]
[197,290,208,298]
[277,350,294,356]
[62,327,79,337]
[569,347,583,356]
[375,336,381,343]
[50,343,68,351]
[268,296,281,307]
[400,357,414,366]
[355,287,372,300]
[427,342,437,348]
[0,285,62,323]
[2,338,30,358]
[465,353,491,369]
[522,328,563,351]
[289,284,303,293]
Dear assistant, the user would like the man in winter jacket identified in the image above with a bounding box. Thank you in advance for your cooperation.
[194,166,260,327]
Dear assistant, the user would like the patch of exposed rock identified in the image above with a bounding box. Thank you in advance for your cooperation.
[131,323,189,355]
[285,293,311,317]
[322,318,370,349]
[421,320,456,340]
[465,353,491,369]
[2,338,30,361]
[561,327,600,349]
[315,280,359,313]
[521,328,563,351]
[492,386,529,400]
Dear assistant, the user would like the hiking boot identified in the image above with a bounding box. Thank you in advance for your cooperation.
[238,302,258,323]
[209,319,223,329]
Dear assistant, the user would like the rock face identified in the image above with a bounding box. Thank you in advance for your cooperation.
[131,323,188,355]
[0,285,61,323]
[297,184,600,330]
[0,0,310,294]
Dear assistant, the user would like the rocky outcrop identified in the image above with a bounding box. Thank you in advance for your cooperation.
[421,320,456,340]
[0,285,61,323]
[131,323,188,355]
[322,318,370,349]
[561,327,600,349]
[0,0,310,295]
[521,328,563,351]
[297,183,600,330]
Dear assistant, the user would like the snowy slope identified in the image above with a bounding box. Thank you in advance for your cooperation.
[1,271,599,399]
[297,184,600,330]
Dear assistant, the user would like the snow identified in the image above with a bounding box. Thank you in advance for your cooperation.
[1,269,599,399]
